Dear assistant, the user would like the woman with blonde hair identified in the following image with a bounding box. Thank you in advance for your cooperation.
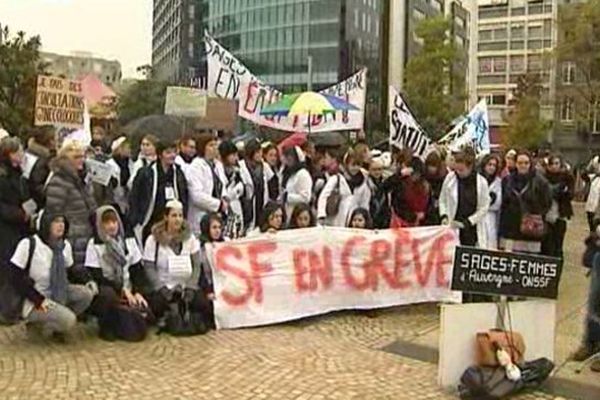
[45,139,97,267]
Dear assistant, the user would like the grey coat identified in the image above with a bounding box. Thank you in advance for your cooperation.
[45,157,97,267]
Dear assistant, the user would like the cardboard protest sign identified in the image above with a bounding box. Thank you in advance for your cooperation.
[34,75,84,129]
[205,32,366,133]
[450,246,563,299]
[206,226,461,329]
[438,100,490,155]
[388,86,432,158]
[164,86,208,118]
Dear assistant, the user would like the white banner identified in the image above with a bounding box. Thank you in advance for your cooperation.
[388,86,432,158]
[438,100,490,155]
[205,32,366,133]
[207,226,461,329]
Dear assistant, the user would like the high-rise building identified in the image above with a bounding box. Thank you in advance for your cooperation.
[475,0,558,146]
[152,0,204,83]
[386,0,473,111]
[202,0,384,129]
[40,51,122,86]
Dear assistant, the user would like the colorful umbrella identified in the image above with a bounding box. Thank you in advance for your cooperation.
[260,91,360,117]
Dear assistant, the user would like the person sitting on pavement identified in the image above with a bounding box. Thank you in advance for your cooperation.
[8,213,95,341]
[288,203,316,229]
[85,205,149,341]
[348,207,373,230]
[142,200,213,330]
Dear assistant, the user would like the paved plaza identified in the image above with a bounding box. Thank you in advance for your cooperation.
[0,206,596,400]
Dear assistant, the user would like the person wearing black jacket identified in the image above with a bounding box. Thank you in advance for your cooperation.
[24,126,56,209]
[542,155,574,258]
[367,159,391,229]
[424,150,447,225]
[499,150,552,254]
[128,140,189,245]
[8,213,94,339]
[0,137,32,263]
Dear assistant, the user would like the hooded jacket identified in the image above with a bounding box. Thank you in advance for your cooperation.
[85,205,143,293]
[45,156,97,268]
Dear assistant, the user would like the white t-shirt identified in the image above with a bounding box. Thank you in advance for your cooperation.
[10,236,74,317]
[143,235,200,289]
[84,237,143,291]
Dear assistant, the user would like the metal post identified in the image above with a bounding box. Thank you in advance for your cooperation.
[307,55,313,92]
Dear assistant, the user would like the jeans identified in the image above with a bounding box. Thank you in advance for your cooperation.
[586,262,600,349]
[26,285,93,334]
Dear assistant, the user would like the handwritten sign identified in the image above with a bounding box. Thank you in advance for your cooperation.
[206,226,461,329]
[388,86,432,158]
[205,32,366,133]
[164,86,208,118]
[450,246,563,300]
[34,75,84,129]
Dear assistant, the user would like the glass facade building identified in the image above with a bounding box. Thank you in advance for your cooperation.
[201,0,384,128]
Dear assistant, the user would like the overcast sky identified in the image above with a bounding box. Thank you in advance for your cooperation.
[0,0,153,78]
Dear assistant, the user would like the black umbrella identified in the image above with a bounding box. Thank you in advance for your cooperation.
[122,114,185,148]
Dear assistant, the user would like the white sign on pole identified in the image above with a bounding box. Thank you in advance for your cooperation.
[164,86,208,118]
[388,86,432,159]
[204,32,366,133]
[438,100,490,155]
[206,226,461,329]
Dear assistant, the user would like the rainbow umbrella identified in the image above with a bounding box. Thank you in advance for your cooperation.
[260,91,360,132]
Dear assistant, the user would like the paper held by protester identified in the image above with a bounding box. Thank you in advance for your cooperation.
[206,226,462,329]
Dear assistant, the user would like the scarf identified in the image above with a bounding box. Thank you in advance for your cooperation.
[103,236,127,288]
[345,170,366,192]
[49,240,68,305]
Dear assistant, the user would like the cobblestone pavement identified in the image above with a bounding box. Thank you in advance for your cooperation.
[1,209,591,400]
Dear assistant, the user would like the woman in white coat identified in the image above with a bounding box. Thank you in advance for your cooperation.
[317,150,371,227]
[479,154,502,249]
[586,155,600,232]
[128,134,158,190]
[186,134,226,235]
[281,146,313,222]
[216,140,245,239]
[439,147,490,249]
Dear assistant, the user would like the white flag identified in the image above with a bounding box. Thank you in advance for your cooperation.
[439,100,490,155]
[388,86,432,158]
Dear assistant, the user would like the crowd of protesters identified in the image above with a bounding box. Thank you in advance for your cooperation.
[0,125,598,371]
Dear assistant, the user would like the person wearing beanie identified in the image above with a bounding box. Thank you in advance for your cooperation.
[128,139,188,245]
[239,139,268,233]
[216,140,244,238]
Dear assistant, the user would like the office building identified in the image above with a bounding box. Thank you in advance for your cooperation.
[475,0,558,145]
[202,0,384,128]
[152,0,204,83]
[40,51,122,86]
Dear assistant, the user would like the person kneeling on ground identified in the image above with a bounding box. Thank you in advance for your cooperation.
[143,200,213,333]
[8,213,94,341]
[85,205,150,341]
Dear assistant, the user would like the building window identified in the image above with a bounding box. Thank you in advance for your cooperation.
[510,56,524,72]
[562,62,575,84]
[481,94,507,106]
[354,8,359,28]
[511,25,524,39]
[455,16,466,30]
[527,55,542,71]
[479,29,492,41]
[188,24,194,38]
[561,97,574,122]
[479,57,493,74]
[493,57,507,73]
[362,12,366,31]
[528,25,543,39]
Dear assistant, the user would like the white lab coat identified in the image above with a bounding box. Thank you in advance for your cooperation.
[484,176,502,250]
[317,173,371,227]
[439,172,490,248]
[216,162,245,224]
[106,157,133,215]
[282,168,313,222]
[186,157,223,234]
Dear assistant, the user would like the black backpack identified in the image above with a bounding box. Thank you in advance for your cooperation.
[161,296,208,337]
[98,305,149,342]
[0,237,36,325]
